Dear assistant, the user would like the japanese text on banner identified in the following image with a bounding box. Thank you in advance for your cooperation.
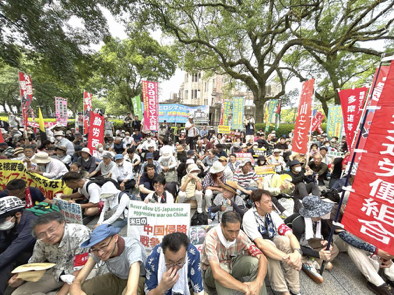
[341,61,394,255]
[142,81,159,131]
[127,201,190,251]
[292,79,314,154]
[54,198,83,224]
[83,92,92,134]
[55,97,68,127]
[87,112,104,154]
[232,97,245,130]
[0,160,72,199]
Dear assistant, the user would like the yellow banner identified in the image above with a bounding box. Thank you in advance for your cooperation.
[0,160,72,199]
[218,125,231,134]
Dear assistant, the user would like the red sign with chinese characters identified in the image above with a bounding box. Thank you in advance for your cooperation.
[339,87,367,148]
[18,71,33,129]
[142,81,159,131]
[87,112,104,154]
[83,92,92,134]
[342,61,394,255]
[311,111,325,134]
[292,79,315,154]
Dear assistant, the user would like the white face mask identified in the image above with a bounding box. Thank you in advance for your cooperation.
[117,161,123,166]
[0,216,15,231]
[295,166,302,172]
[56,136,63,141]
[325,144,330,147]
[98,147,104,152]
[125,136,130,139]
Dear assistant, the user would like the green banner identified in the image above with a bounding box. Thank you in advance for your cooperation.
[131,95,143,118]
[223,99,232,126]
[264,99,278,133]
[327,105,343,138]
[232,97,245,130]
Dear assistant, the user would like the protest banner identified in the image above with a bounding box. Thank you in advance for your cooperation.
[83,92,92,134]
[341,60,394,256]
[54,198,83,224]
[339,87,367,148]
[87,112,104,154]
[292,79,314,154]
[189,225,215,253]
[265,99,278,133]
[348,66,391,174]
[142,81,159,131]
[311,111,325,134]
[131,95,143,119]
[221,99,232,126]
[327,150,344,158]
[0,160,72,199]
[218,125,231,134]
[327,105,343,139]
[232,97,245,130]
[19,71,34,129]
[253,148,266,157]
[159,104,209,124]
[127,201,190,250]
[55,97,68,127]
[254,166,275,181]
[235,152,254,164]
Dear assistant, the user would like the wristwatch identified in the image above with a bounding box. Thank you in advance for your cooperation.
[294,248,303,256]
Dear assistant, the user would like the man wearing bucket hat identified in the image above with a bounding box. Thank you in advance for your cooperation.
[285,195,339,276]
[12,147,25,161]
[243,190,302,295]
[11,212,91,295]
[76,147,97,173]
[70,224,146,295]
[113,154,136,192]
[29,152,68,179]
[234,158,260,196]
[54,130,75,156]
[210,180,246,222]
[202,161,227,212]
[178,164,204,213]
[0,197,37,295]
[53,145,72,166]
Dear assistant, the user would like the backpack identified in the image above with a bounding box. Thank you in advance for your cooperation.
[86,176,121,191]
[191,211,208,226]
[27,202,60,216]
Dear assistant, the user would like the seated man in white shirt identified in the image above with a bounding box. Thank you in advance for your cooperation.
[242,189,302,295]
[113,154,135,192]
[138,133,157,153]
[28,152,69,179]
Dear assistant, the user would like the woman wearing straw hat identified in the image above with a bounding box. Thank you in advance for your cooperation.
[202,161,228,213]
[76,147,97,174]
[29,152,68,179]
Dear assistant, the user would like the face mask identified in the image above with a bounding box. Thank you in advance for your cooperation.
[295,167,302,172]
[98,147,104,152]
[0,216,15,231]
[126,136,130,139]
[325,144,330,147]
[56,136,63,141]
[117,161,123,166]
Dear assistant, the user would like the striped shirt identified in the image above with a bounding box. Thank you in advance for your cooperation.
[234,170,259,188]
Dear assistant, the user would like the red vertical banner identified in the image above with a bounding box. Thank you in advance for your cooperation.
[142,81,159,131]
[339,87,367,148]
[83,92,92,134]
[311,111,325,133]
[18,71,33,129]
[342,61,394,255]
[292,79,315,154]
[87,112,104,154]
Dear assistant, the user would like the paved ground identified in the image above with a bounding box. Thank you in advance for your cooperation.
[85,214,375,295]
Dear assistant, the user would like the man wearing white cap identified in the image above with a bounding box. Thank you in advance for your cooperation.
[76,148,97,173]
[185,115,198,150]
[178,164,204,213]
[54,130,75,156]
[28,152,68,179]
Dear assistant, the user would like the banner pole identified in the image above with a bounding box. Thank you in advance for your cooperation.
[320,60,384,275]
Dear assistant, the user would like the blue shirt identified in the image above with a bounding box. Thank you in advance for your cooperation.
[145,243,203,295]
[200,129,208,137]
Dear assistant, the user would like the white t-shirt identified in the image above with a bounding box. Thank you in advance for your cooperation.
[145,191,174,203]
[185,121,197,137]
[242,209,288,241]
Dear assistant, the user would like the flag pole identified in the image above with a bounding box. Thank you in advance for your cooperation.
[305,86,316,168]
[319,58,385,275]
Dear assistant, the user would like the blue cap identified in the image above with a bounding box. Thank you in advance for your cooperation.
[114,154,123,160]
[81,224,121,248]
[146,153,154,159]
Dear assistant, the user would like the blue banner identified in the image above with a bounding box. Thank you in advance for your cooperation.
[159,104,209,124]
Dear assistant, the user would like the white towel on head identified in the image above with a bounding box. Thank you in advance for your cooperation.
[305,218,322,241]
[216,224,237,249]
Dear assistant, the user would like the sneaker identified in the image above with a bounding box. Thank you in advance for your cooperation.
[302,260,323,284]
[366,282,394,295]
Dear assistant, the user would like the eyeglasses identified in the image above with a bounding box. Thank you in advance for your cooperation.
[37,222,62,240]
[165,260,186,269]
[90,236,113,254]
